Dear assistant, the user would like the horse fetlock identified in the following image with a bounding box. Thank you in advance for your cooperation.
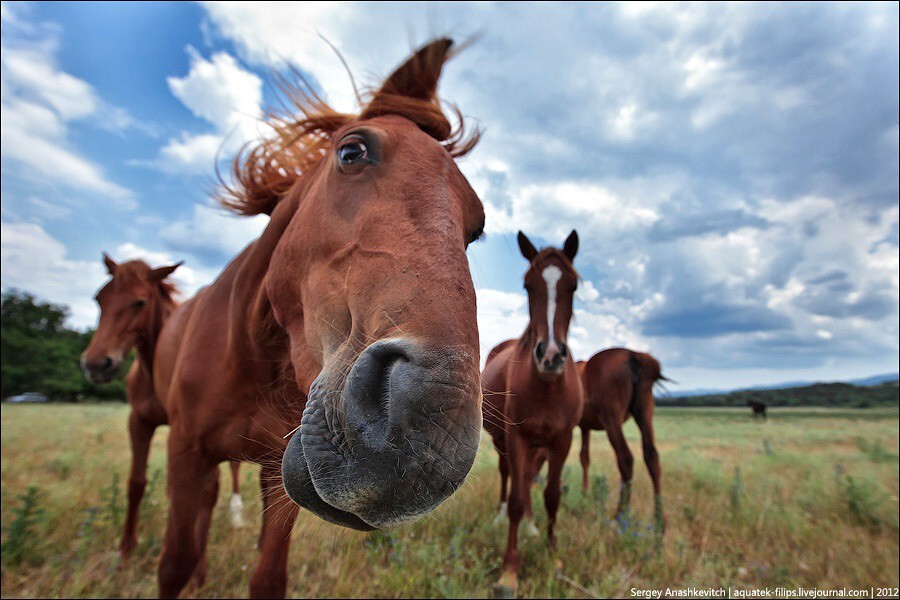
[229,493,246,528]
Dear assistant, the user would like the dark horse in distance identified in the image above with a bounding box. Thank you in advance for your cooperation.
[747,399,768,420]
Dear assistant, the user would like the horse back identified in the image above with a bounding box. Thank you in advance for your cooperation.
[579,348,633,428]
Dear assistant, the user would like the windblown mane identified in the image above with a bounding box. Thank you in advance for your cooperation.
[218,37,480,217]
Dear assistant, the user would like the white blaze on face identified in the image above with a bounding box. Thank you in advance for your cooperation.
[542,265,562,345]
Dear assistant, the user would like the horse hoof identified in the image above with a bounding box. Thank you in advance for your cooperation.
[492,571,518,599]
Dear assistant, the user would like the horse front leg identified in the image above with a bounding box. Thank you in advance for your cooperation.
[544,433,572,550]
[249,465,299,599]
[158,436,216,599]
[495,431,527,597]
[190,465,221,589]
[120,410,156,559]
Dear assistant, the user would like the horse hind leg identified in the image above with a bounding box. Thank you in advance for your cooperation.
[633,404,665,533]
[120,412,156,560]
[603,420,634,527]
[229,461,246,528]
[495,454,510,524]
[579,426,591,492]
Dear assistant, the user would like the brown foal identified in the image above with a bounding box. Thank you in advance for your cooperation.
[482,230,585,594]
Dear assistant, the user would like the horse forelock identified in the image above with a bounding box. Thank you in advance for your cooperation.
[528,248,579,280]
[218,38,479,218]
[106,260,180,304]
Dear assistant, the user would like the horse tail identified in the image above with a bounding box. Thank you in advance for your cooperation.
[627,351,642,417]
[628,351,671,414]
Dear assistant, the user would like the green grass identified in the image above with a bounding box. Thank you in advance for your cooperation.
[2,403,898,598]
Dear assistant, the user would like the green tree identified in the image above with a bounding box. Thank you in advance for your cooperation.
[1,290,128,401]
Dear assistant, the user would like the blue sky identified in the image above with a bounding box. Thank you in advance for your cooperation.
[2,2,898,391]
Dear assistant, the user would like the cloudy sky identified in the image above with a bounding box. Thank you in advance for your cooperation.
[2,2,897,391]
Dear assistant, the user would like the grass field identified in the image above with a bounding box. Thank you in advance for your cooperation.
[2,403,898,598]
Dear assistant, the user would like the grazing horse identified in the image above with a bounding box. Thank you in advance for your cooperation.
[576,348,669,531]
[152,38,485,598]
[482,230,584,594]
[80,256,246,566]
[747,399,768,421]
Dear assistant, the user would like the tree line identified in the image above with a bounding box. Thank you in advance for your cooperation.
[3,288,898,407]
[659,381,899,408]
[1,290,130,401]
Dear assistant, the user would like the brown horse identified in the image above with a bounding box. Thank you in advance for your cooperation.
[80,255,246,566]
[151,38,485,598]
[576,348,668,531]
[482,230,585,594]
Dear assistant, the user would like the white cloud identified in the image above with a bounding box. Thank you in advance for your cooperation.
[159,203,268,260]
[475,288,528,366]
[156,47,263,174]
[0,7,135,207]
[0,222,105,328]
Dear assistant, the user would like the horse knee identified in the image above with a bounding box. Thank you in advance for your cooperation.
[543,487,561,513]
[127,478,147,503]
[507,499,526,522]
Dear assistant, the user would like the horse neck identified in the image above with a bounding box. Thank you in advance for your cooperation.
[135,289,177,374]
[222,196,297,378]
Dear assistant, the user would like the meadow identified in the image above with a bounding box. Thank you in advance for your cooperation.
[1,403,897,598]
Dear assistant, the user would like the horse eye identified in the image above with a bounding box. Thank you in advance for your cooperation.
[466,226,484,247]
[338,141,368,165]
[133,300,147,309]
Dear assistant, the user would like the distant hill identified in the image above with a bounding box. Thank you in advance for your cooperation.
[658,379,899,408]
[667,373,899,398]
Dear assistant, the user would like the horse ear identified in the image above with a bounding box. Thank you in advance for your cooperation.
[361,38,454,114]
[563,230,579,261]
[517,231,538,262]
[150,261,184,282]
[103,252,118,275]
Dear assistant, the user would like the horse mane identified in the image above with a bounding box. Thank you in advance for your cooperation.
[115,260,180,303]
[218,38,480,217]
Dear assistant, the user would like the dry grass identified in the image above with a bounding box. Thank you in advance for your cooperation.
[1,403,897,598]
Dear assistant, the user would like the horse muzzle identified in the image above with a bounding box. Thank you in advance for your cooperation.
[80,355,122,384]
[282,338,481,529]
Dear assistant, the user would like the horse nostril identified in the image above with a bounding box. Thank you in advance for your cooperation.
[102,356,113,369]
[559,343,568,357]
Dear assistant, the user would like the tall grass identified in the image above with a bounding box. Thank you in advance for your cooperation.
[1,404,897,598]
